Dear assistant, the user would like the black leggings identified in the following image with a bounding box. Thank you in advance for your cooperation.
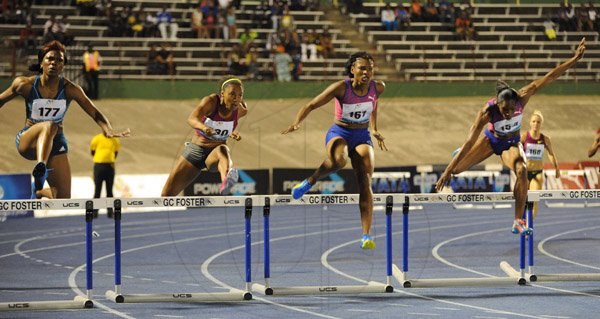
[94,163,115,198]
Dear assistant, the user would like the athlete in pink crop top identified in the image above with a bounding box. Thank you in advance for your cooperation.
[281,52,387,250]
[436,38,585,236]
[520,111,560,219]
[162,77,248,196]
[589,128,600,158]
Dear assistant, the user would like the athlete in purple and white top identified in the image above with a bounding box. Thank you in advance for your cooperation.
[281,52,387,250]
[162,77,247,197]
[436,38,586,235]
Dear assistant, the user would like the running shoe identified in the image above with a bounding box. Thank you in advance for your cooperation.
[31,162,47,199]
[219,168,239,195]
[360,234,376,250]
[291,179,312,200]
[511,219,533,236]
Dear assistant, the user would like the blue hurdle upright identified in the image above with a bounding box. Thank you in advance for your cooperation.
[0,199,96,311]
[252,194,394,296]
[105,197,252,303]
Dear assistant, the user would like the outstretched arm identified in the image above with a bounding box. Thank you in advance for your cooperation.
[281,80,345,134]
[68,82,130,138]
[518,38,586,106]
[435,106,489,191]
[544,135,560,177]
[370,80,387,151]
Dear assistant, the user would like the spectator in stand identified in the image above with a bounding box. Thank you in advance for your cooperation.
[455,10,475,41]
[106,6,126,37]
[423,0,438,22]
[410,0,423,22]
[438,0,453,24]
[130,8,145,37]
[300,29,318,61]
[459,0,473,16]
[565,3,577,31]
[251,0,272,29]
[144,9,158,37]
[156,6,178,40]
[205,12,217,38]
[246,46,260,80]
[18,21,37,55]
[147,43,163,74]
[226,6,237,40]
[395,4,411,30]
[319,27,334,59]
[77,0,97,16]
[274,44,292,82]
[191,4,209,38]
[227,44,247,75]
[543,14,558,40]
[280,5,295,31]
[577,3,594,31]
[159,43,175,75]
[82,45,102,100]
[270,1,282,30]
[381,3,397,31]
[589,2,598,31]
[16,2,35,25]
[58,15,75,46]
[556,3,570,32]
[343,0,363,14]
[42,14,60,44]
[239,28,257,52]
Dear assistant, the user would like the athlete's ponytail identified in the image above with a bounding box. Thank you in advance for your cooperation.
[495,79,519,103]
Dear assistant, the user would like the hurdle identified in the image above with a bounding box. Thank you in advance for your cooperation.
[392,192,528,288]
[525,190,600,283]
[0,198,101,311]
[251,194,394,296]
[105,196,254,303]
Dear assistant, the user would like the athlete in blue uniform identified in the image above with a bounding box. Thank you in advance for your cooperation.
[0,41,130,199]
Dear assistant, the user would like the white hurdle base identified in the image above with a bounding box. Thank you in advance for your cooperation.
[0,296,92,311]
[544,201,600,209]
[251,281,392,296]
[528,273,600,283]
[105,288,251,303]
[393,263,526,288]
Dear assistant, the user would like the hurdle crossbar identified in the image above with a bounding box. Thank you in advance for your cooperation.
[524,191,600,283]
[0,199,104,311]
[393,192,528,288]
[104,196,254,303]
[252,194,394,296]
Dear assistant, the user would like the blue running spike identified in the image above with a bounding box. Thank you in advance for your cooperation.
[291,179,312,200]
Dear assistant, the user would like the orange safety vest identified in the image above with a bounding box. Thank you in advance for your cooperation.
[83,51,100,72]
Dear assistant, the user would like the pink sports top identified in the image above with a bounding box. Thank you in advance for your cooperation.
[334,79,378,124]
[195,95,239,141]
[522,131,546,162]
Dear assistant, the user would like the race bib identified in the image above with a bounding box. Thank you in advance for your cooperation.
[31,99,67,122]
[493,114,522,135]
[204,118,234,141]
[341,102,373,124]
[525,143,545,161]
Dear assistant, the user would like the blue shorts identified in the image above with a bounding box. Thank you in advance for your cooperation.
[325,124,372,153]
[15,127,69,156]
[484,129,519,155]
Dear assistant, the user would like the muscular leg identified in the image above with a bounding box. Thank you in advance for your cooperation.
[306,137,348,185]
[501,146,528,220]
[205,144,233,181]
[350,144,375,236]
[452,135,495,174]
[161,156,202,196]
[46,154,71,199]
[17,122,59,162]
[529,173,544,219]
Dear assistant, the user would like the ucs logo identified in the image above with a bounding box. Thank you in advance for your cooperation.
[172,294,192,298]
[8,303,29,308]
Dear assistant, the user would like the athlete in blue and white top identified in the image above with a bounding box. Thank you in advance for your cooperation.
[0,41,130,199]
[281,52,387,250]
[436,38,585,235]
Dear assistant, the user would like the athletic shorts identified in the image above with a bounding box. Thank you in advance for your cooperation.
[484,129,520,156]
[527,170,543,182]
[325,124,372,153]
[182,142,214,170]
[15,127,69,156]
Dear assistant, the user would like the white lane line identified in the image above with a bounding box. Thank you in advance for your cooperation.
[407,313,440,316]
[388,303,411,307]
[539,315,571,319]
[154,315,185,318]
[347,309,378,312]
[473,316,507,319]
[434,307,462,311]
[538,225,600,270]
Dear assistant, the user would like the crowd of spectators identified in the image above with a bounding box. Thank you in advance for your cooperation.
[553,2,598,33]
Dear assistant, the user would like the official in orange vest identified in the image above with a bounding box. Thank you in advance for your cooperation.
[83,45,101,99]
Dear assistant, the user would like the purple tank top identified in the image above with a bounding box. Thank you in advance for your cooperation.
[486,97,524,137]
[334,79,378,124]
[195,95,239,141]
